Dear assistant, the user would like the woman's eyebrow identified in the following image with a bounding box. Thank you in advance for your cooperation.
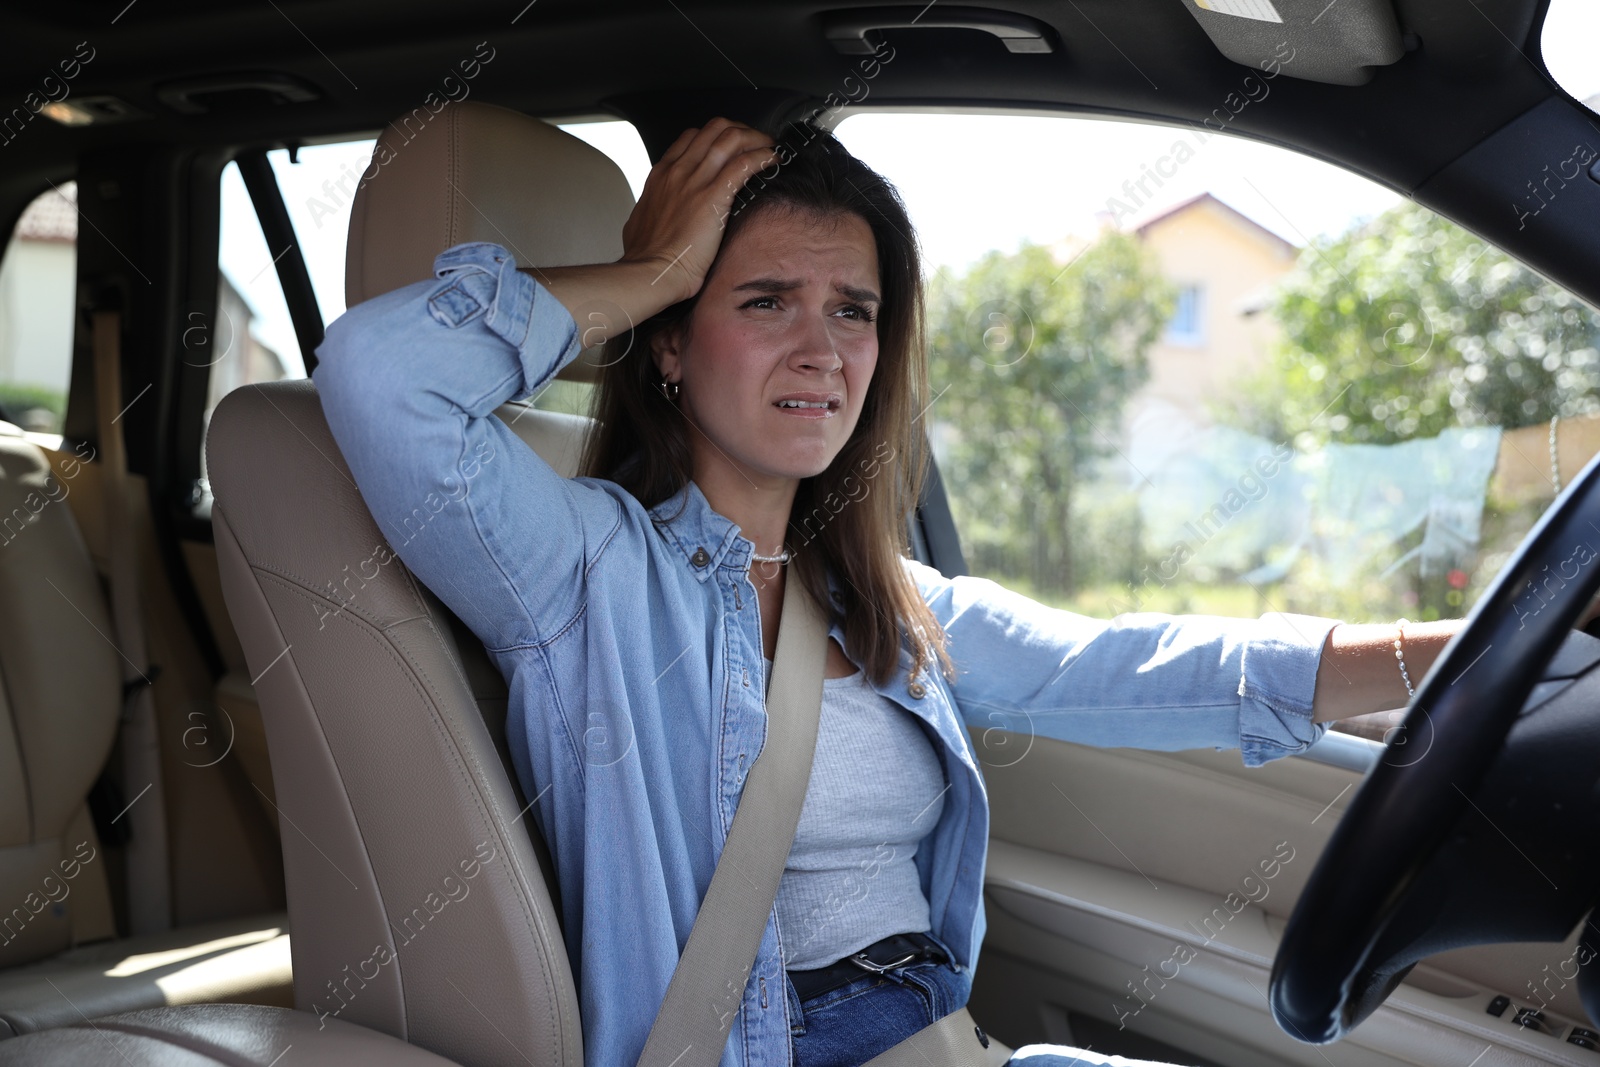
[733,277,801,294]
[732,278,881,304]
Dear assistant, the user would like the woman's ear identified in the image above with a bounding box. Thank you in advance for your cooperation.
[651,324,685,383]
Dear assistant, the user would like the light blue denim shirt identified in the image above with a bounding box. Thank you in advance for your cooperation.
[313,241,1338,1067]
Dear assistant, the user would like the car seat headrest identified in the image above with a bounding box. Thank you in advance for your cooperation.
[345,102,636,377]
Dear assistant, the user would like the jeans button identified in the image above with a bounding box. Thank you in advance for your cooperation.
[907,681,926,699]
[691,547,710,567]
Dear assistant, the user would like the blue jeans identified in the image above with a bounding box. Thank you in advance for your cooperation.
[786,952,1184,1067]
[786,955,969,1067]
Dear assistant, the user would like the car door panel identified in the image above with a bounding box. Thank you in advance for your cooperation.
[970,731,1594,1065]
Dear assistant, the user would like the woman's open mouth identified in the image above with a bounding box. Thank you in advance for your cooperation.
[774,395,841,418]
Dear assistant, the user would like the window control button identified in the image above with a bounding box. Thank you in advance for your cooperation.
[1515,1008,1549,1032]
[1486,995,1510,1017]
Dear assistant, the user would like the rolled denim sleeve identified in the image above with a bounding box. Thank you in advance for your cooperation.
[908,561,1337,766]
[1236,611,1339,765]
[314,241,612,650]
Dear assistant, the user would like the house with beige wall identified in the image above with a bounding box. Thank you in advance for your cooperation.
[1124,193,1297,441]
[0,183,77,430]
[0,182,286,438]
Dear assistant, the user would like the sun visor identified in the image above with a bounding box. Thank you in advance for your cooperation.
[1177,0,1406,85]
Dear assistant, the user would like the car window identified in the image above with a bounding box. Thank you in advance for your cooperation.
[273,118,650,419]
[0,183,77,435]
[1541,1,1600,115]
[199,155,305,451]
[210,159,305,413]
[269,138,377,329]
[191,157,308,503]
[833,111,1600,741]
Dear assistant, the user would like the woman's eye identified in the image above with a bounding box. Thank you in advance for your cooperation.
[741,296,779,310]
[838,304,877,323]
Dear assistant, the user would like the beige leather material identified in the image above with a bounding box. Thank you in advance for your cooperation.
[47,450,287,926]
[971,734,1600,1066]
[0,682,22,850]
[207,379,582,1067]
[180,540,250,676]
[92,308,172,935]
[59,803,114,946]
[0,421,282,1024]
[0,1004,461,1065]
[0,913,291,1038]
[0,844,86,968]
[345,101,635,383]
[212,672,278,832]
[862,1006,1011,1067]
[0,429,120,967]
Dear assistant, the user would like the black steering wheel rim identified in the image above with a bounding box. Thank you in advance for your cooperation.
[1269,449,1600,1044]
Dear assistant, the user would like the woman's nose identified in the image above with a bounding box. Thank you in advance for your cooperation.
[789,314,843,373]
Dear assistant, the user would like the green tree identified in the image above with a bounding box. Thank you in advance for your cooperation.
[0,384,65,433]
[1220,202,1600,623]
[927,235,1172,596]
[1228,202,1600,447]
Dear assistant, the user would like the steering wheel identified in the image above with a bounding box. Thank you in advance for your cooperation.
[1270,450,1600,1044]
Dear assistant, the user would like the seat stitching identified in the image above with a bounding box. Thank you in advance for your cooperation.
[255,570,573,1057]
[228,567,404,1035]
[259,572,572,1054]
[243,557,429,631]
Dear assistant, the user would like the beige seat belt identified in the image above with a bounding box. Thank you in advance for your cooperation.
[636,579,1008,1067]
[92,308,173,935]
[636,578,828,1067]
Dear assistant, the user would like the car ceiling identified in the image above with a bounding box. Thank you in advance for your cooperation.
[2,0,1597,300]
[0,0,1569,182]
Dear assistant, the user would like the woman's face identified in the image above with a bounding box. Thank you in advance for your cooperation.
[653,205,881,486]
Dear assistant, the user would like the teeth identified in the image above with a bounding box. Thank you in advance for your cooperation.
[778,400,831,409]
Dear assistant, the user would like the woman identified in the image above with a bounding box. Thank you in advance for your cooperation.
[315,118,1460,1067]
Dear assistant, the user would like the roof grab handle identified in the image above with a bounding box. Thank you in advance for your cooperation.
[155,72,322,114]
[821,6,1057,54]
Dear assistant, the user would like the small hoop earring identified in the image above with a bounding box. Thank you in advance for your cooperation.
[660,376,680,400]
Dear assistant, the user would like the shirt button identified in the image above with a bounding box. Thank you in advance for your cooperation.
[691,547,710,567]
[907,681,927,699]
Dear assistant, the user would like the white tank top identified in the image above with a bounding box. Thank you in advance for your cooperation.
[766,660,949,970]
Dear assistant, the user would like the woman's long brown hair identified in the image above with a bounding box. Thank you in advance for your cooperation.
[580,122,953,687]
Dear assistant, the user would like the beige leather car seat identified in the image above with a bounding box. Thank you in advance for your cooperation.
[0,421,291,1037]
[0,426,121,969]
[0,1002,462,1065]
[206,102,635,1067]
